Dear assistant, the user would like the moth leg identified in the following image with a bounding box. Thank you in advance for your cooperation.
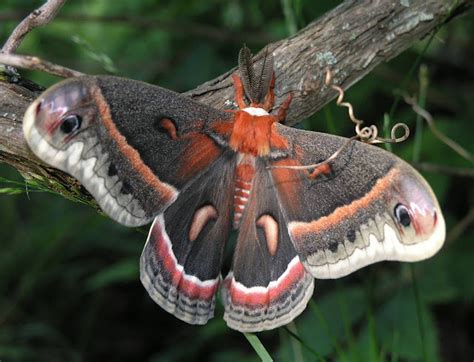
[261,74,275,111]
[232,74,247,109]
[277,93,293,122]
[271,136,357,180]
[287,159,332,180]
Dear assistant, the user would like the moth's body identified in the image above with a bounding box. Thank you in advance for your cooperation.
[228,107,271,229]
[230,106,278,229]
[230,107,273,156]
[22,47,445,332]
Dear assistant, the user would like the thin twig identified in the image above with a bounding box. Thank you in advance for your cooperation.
[0,53,83,78]
[270,136,357,171]
[405,95,474,163]
[0,12,276,44]
[447,208,474,245]
[412,162,474,178]
[1,0,66,54]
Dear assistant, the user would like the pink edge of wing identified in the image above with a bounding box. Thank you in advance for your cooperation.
[150,215,220,301]
[223,256,305,305]
[222,256,314,332]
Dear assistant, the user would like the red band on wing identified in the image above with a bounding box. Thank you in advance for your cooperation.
[92,85,177,203]
[290,167,399,239]
[224,257,305,306]
[150,216,219,300]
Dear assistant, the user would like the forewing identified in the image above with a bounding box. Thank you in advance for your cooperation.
[222,160,314,332]
[23,75,231,226]
[271,124,445,279]
[141,150,236,324]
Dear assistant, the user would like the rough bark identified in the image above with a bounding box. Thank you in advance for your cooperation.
[186,0,472,120]
[0,0,472,195]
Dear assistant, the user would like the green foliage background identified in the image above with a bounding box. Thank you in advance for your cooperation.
[0,1,473,361]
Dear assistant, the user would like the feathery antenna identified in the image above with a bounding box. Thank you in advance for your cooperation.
[238,45,273,105]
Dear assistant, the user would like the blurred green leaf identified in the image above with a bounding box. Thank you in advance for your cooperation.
[418,236,474,303]
[0,187,23,195]
[71,35,118,74]
[85,259,138,290]
[294,285,366,359]
[357,289,440,362]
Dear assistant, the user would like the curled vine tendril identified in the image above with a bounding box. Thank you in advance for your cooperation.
[270,68,411,173]
[325,68,409,144]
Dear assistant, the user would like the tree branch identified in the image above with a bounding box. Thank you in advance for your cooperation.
[412,162,474,178]
[0,0,472,199]
[185,0,473,122]
[1,0,66,54]
[0,53,84,78]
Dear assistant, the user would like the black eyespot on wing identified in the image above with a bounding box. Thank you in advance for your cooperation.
[394,203,411,227]
[346,229,356,243]
[60,114,82,134]
[121,181,132,195]
[328,241,338,252]
[107,163,118,177]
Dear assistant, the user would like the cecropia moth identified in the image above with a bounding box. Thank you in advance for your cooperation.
[22,47,445,332]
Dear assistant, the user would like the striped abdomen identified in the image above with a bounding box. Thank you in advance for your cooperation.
[233,155,255,229]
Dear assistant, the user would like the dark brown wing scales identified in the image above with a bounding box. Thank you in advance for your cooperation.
[140,150,236,325]
[23,75,233,227]
[23,55,445,333]
[272,124,445,279]
[222,160,314,332]
[95,76,232,189]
